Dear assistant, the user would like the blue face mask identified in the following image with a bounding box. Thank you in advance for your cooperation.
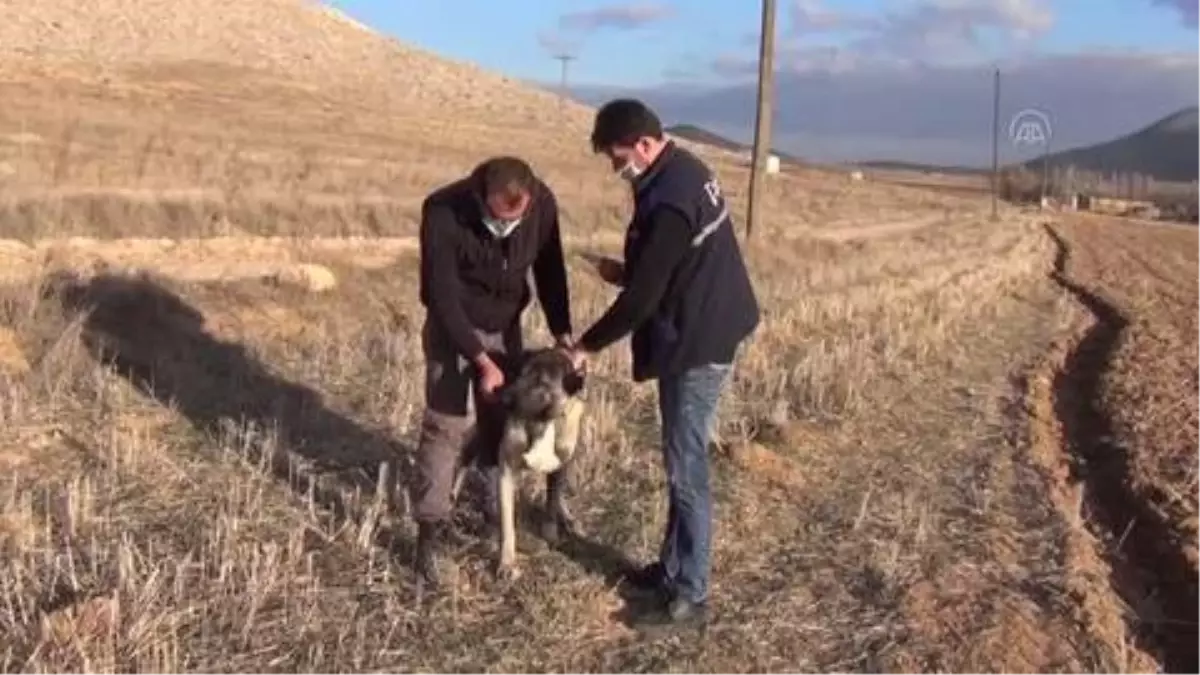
[482,215,522,239]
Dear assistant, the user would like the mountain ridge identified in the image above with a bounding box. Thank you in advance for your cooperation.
[669,106,1198,183]
[664,124,812,167]
[1020,105,1198,182]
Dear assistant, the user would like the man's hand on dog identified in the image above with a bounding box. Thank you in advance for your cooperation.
[474,354,506,401]
[554,334,589,373]
[559,345,589,374]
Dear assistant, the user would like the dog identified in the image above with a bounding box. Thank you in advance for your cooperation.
[450,347,586,581]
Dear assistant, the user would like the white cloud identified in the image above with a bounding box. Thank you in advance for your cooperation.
[537,29,581,58]
[538,2,674,57]
[788,0,879,34]
[558,3,674,32]
[729,0,1057,73]
[1149,0,1199,27]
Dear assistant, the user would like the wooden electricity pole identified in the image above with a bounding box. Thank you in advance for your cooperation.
[990,67,1001,222]
[553,53,576,113]
[745,0,777,240]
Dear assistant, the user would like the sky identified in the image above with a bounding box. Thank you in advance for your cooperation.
[326,0,1199,166]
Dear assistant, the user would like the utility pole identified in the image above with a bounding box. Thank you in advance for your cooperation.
[1040,136,1052,206]
[746,0,777,240]
[553,53,576,113]
[990,67,1000,222]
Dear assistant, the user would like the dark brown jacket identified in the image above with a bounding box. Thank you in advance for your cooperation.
[418,173,572,360]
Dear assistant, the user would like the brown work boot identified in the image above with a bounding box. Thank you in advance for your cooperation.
[414,520,447,590]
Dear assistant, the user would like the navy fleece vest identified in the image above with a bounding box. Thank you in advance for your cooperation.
[623,142,761,382]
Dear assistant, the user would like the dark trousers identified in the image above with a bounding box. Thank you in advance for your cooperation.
[411,315,522,524]
[656,361,733,604]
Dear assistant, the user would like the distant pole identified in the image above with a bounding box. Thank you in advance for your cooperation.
[990,67,1000,222]
[746,0,777,240]
[1040,136,1052,205]
[553,54,576,113]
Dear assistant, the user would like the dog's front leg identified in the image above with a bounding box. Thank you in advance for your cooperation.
[555,397,585,459]
[496,462,521,581]
[543,397,585,544]
[542,467,581,544]
[450,463,468,506]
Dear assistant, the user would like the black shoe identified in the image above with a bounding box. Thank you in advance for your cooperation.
[629,596,710,635]
[623,562,665,589]
[621,562,670,601]
[414,521,445,590]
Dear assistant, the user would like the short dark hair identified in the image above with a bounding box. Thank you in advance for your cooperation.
[472,156,536,202]
[590,99,664,153]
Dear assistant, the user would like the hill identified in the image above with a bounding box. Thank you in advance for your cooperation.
[853,160,988,176]
[1024,106,1199,182]
[0,0,596,129]
[665,124,747,153]
[665,124,810,167]
[666,124,996,178]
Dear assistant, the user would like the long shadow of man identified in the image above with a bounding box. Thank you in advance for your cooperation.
[50,271,414,560]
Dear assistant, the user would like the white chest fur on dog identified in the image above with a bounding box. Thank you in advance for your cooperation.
[522,423,561,473]
[507,396,583,475]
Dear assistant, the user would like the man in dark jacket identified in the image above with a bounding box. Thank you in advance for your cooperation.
[414,156,574,589]
[563,99,760,630]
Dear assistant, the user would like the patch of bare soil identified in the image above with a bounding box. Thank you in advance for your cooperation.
[0,235,421,286]
[1034,218,1198,673]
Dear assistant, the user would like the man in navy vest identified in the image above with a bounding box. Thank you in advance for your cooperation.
[563,99,760,630]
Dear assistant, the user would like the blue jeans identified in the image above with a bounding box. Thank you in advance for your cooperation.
[656,361,732,605]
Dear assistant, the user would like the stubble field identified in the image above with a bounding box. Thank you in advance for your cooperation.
[0,16,1196,674]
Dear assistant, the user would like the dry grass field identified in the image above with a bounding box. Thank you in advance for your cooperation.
[0,1,1197,672]
[859,168,995,199]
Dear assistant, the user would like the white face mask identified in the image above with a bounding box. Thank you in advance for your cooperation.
[617,160,643,182]
[482,215,522,239]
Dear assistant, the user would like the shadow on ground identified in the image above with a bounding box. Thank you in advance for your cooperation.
[49,271,419,561]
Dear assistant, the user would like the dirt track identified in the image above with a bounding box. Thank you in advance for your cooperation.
[0,210,964,286]
[0,235,419,286]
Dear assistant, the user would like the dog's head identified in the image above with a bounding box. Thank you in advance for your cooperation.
[499,348,585,422]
